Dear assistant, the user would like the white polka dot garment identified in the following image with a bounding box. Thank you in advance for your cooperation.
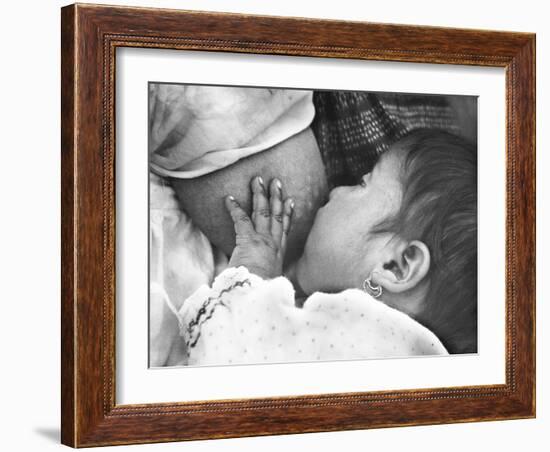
[178,266,447,366]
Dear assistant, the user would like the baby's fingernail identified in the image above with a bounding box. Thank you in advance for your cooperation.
[257,176,264,187]
[228,195,235,202]
[275,179,282,191]
[289,200,295,210]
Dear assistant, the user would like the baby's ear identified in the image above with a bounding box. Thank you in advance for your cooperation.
[376,240,431,293]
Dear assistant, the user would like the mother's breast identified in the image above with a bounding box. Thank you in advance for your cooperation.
[170,127,329,266]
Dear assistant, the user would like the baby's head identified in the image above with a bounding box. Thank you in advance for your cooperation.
[296,129,477,353]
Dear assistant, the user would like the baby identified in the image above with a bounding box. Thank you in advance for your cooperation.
[176,129,477,365]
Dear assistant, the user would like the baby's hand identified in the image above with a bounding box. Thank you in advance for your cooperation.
[225,176,294,280]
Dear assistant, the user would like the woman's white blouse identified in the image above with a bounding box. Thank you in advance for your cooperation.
[177,266,447,366]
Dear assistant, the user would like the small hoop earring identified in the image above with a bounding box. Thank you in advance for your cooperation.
[363,273,383,298]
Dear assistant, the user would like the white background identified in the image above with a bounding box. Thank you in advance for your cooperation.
[0,0,546,451]
[118,49,505,404]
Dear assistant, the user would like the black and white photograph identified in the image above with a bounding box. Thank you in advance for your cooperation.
[2,0,545,448]
[148,84,478,368]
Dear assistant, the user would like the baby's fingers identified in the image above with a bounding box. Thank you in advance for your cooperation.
[269,178,284,241]
[224,196,255,237]
[280,198,295,254]
[251,176,270,234]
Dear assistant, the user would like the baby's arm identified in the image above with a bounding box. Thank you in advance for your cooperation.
[178,266,447,367]
[178,265,348,366]
[178,266,300,365]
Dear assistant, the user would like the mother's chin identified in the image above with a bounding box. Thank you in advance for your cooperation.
[170,127,329,266]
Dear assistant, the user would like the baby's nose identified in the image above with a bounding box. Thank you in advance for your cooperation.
[328,185,347,200]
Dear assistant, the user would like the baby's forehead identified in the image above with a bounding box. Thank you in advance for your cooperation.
[373,144,407,178]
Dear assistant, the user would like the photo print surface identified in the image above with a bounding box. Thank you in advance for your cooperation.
[148,84,478,368]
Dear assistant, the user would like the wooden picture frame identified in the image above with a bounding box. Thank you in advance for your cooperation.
[61,3,536,447]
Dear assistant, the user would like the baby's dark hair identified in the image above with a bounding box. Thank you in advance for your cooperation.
[380,129,477,354]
